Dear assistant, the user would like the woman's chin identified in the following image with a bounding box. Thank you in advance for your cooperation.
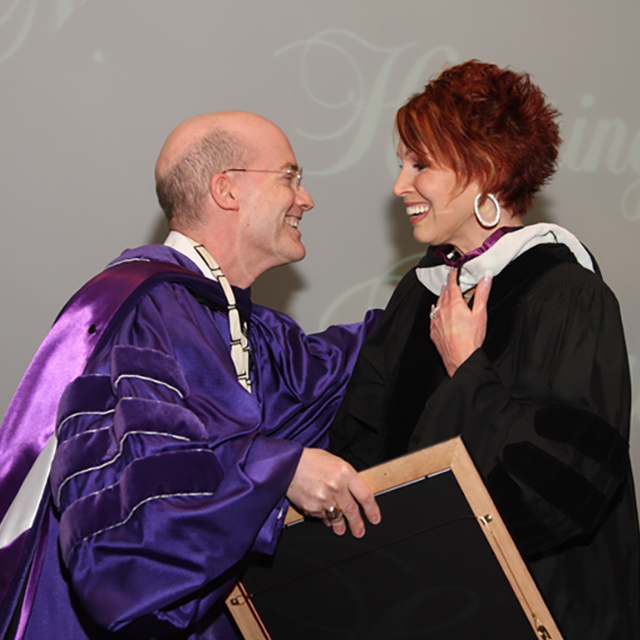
[412,227,434,246]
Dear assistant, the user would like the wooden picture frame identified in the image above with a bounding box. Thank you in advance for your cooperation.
[226,437,563,640]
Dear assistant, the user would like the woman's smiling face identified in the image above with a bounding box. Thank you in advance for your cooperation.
[394,141,490,254]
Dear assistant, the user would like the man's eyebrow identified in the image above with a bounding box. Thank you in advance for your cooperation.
[279,162,300,171]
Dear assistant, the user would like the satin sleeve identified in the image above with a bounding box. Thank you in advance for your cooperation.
[412,263,631,556]
[252,305,383,451]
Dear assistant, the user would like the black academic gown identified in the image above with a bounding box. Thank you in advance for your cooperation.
[331,241,640,640]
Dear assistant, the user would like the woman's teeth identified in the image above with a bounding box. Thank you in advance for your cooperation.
[406,204,429,217]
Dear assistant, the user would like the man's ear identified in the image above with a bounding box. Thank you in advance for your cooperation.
[210,173,240,211]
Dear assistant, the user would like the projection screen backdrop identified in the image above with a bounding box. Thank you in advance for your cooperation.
[2,0,639,498]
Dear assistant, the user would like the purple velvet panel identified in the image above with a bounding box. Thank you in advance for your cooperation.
[55,374,115,439]
[113,397,210,442]
[110,344,191,399]
[60,449,225,562]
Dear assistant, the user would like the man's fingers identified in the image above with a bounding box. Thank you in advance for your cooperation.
[323,514,347,535]
[347,474,381,525]
[286,448,381,538]
[329,476,381,538]
[334,497,366,538]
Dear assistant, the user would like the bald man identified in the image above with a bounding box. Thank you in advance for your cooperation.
[0,112,381,640]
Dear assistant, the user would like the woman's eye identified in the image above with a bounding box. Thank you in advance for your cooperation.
[413,162,428,171]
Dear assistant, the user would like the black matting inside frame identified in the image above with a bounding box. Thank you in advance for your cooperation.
[239,470,538,640]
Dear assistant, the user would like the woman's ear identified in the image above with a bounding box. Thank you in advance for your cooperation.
[210,173,240,211]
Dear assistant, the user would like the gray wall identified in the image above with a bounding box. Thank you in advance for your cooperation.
[2,1,639,494]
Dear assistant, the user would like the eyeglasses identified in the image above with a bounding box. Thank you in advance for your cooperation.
[222,167,303,190]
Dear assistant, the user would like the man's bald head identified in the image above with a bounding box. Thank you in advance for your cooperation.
[155,112,278,230]
[155,111,313,287]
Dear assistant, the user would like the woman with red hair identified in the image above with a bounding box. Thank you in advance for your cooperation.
[331,60,639,639]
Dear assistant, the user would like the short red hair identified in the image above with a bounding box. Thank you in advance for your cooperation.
[396,60,561,217]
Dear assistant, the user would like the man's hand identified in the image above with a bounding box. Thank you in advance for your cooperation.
[285,448,381,538]
[430,268,492,376]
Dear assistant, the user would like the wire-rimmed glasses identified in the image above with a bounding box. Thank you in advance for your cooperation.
[222,167,303,190]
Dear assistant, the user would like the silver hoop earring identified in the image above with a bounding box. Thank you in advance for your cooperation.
[474,193,501,228]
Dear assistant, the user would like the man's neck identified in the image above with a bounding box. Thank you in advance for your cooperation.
[164,230,217,280]
[165,229,255,289]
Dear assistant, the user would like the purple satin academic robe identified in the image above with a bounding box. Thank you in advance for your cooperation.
[1,246,380,640]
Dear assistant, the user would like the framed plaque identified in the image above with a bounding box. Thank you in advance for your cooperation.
[226,437,562,640]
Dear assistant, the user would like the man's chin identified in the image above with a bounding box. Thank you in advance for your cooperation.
[284,241,306,264]
[268,244,306,271]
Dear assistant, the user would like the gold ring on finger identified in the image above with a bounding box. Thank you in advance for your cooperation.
[325,505,342,521]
